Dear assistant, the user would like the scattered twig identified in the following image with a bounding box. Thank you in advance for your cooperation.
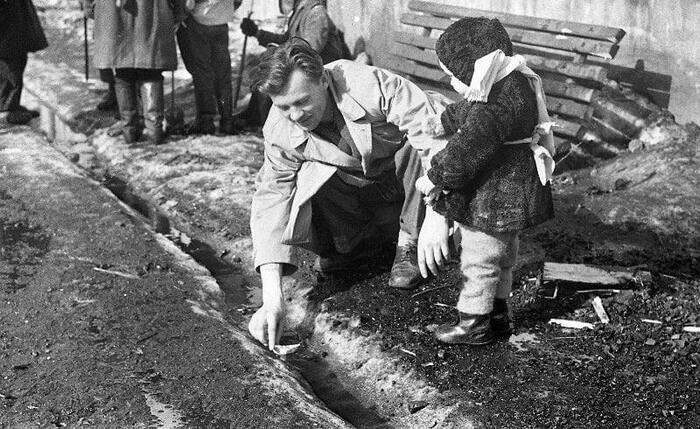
[399,348,417,357]
[576,289,621,295]
[93,267,139,279]
[682,326,700,333]
[433,302,456,309]
[641,319,662,325]
[548,319,594,329]
[137,331,159,343]
[411,285,449,298]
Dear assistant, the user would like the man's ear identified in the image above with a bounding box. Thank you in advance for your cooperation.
[320,73,329,90]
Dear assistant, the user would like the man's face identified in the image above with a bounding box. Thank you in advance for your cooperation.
[269,69,330,131]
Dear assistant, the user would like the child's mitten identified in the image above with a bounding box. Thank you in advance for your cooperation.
[422,113,445,136]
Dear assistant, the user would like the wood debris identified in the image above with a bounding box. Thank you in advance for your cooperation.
[591,296,610,324]
[543,262,649,287]
[548,319,594,329]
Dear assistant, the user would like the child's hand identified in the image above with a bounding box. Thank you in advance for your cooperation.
[415,175,436,195]
[422,114,445,136]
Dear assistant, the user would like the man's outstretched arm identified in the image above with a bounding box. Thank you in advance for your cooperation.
[248,263,285,350]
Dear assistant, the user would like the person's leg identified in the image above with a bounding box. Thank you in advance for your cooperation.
[96,68,118,111]
[388,142,426,289]
[114,68,141,142]
[308,174,396,273]
[0,54,37,124]
[492,233,519,336]
[210,23,235,134]
[176,17,216,134]
[137,69,165,145]
[435,226,515,345]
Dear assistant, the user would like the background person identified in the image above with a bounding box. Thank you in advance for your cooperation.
[93,0,186,145]
[177,0,243,135]
[234,0,350,129]
[0,0,47,125]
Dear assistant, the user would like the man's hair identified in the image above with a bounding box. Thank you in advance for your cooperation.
[250,38,325,96]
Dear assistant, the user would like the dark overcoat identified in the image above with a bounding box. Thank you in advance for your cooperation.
[0,0,48,58]
[426,71,554,232]
[93,0,180,70]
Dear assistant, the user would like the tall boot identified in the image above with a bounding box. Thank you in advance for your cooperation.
[97,81,118,111]
[113,79,141,143]
[217,90,236,135]
[140,80,165,145]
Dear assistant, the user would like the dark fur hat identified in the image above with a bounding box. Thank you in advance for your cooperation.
[435,17,513,83]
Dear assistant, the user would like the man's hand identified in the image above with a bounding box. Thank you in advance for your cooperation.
[417,206,450,278]
[415,175,435,196]
[240,17,259,37]
[248,264,285,350]
[248,301,284,351]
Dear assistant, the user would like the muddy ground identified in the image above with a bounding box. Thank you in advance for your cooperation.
[5,2,699,428]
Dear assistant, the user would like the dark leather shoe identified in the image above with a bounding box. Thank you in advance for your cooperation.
[185,118,216,135]
[388,242,424,290]
[96,89,118,111]
[218,117,238,135]
[5,110,34,125]
[490,298,513,337]
[314,241,393,274]
[434,312,496,345]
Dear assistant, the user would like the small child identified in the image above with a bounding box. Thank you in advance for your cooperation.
[416,17,555,345]
[177,0,242,135]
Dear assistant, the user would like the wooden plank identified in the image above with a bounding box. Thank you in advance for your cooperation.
[523,54,607,82]
[394,30,609,83]
[408,0,625,43]
[400,13,619,59]
[547,96,590,118]
[508,28,619,60]
[383,56,448,84]
[394,31,437,50]
[392,42,440,67]
[552,117,582,139]
[542,79,597,103]
[543,262,640,286]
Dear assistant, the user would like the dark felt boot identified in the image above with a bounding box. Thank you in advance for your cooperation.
[140,80,165,145]
[97,82,118,111]
[434,312,496,345]
[113,80,141,143]
[491,298,513,337]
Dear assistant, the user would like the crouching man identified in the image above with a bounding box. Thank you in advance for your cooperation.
[247,39,449,349]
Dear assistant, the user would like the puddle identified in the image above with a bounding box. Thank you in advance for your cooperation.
[287,352,392,428]
[509,332,541,351]
[0,216,51,293]
[144,393,185,429]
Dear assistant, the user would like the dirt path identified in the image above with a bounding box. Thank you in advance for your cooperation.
[0,127,348,428]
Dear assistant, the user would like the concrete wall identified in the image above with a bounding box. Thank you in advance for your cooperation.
[327,0,700,124]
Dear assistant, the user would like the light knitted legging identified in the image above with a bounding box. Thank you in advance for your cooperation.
[455,225,519,315]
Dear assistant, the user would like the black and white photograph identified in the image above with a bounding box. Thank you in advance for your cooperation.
[1,0,698,427]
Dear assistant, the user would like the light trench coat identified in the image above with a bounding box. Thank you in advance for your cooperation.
[250,60,449,273]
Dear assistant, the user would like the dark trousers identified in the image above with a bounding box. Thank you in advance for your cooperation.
[310,142,425,256]
[0,54,28,111]
[176,17,232,120]
[99,68,114,85]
